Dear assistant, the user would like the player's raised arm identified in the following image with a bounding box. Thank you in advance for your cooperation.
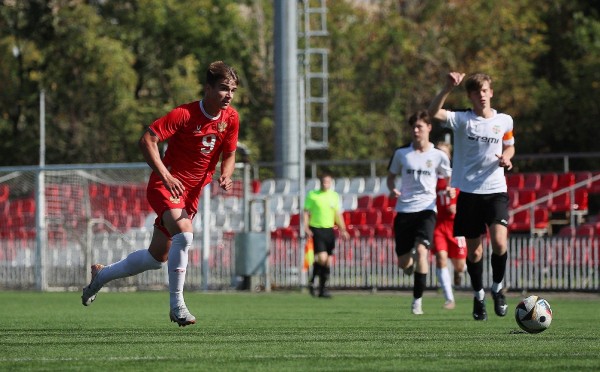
[428,72,465,123]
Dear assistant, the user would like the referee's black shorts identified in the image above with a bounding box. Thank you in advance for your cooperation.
[310,226,336,255]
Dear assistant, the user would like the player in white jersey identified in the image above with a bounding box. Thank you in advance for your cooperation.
[428,72,515,321]
[387,110,452,315]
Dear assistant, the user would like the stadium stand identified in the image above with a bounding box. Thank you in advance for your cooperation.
[523,172,541,189]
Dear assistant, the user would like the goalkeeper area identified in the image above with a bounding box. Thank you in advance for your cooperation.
[0,291,599,370]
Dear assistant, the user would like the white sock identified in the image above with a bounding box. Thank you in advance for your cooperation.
[412,297,422,306]
[491,282,503,293]
[437,267,454,302]
[474,288,485,301]
[168,232,193,309]
[95,249,164,290]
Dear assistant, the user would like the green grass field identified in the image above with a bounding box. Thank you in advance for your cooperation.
[1,290,599,371]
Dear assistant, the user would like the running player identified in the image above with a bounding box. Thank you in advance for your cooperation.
[432,142,466,310]
[387,110,452,315]
[428,72,515,321]
[82,61,240,327]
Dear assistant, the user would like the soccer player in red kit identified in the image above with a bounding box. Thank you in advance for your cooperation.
[82,61,240,327]
[431,142,466,310]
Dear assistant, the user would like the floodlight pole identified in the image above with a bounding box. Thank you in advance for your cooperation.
[35,89,48,291]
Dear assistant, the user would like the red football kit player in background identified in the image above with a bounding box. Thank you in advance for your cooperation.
[431,142,467,310]
[82,61,239,327]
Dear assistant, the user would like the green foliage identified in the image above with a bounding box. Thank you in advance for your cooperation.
[0,0,598,169]
[0,291,599,371]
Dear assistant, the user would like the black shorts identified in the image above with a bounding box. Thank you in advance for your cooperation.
[310,227,336,255]
[454,192,509,239]
[393,210,436,257]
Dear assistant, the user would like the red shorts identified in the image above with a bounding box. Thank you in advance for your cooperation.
[146,173,209,238]
[432,218,467,260]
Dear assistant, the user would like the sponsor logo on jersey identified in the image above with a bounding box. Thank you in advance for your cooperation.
[406,169,433,176]
[218,121,227,132]
[467,134,500,143]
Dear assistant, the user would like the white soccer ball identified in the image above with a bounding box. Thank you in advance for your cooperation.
[515,295,553,334]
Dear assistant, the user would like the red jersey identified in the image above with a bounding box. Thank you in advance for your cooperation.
[149,101,239,190]
[436,178,458,221]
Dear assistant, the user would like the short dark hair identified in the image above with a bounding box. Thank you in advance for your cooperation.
[465,73,492,93]
[407,110,431,126]
[206,61,239,87]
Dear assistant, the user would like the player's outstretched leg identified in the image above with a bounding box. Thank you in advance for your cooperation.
[169,305,196,327]
[81,264,105,306]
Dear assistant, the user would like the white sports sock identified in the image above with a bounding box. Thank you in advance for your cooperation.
[95,249,164,289]
[474,288,485,301]
[437,267,454,302]
[412,297,422,306]
[168,232,193,309]
[491,282,503,293]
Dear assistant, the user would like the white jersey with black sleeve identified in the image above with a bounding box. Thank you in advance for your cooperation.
[443,109,514,194]
[388,143,452,213]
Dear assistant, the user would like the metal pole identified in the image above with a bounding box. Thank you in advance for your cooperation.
[274,1,299,179]
[35,89,47,291]
[298,73,307,288]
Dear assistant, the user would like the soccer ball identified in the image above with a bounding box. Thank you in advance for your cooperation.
[514,295,553,334]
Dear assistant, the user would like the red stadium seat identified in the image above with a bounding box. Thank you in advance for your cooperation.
[523,173,541,190]
[0,184,8,203]
[556,172,575,191]
[516,189,536,207]
[374,225,394,238]
[506,173,524,189]
[348,210,367,227]
[356,225,375,237]
[575,224,594,238]
[289,213,301,228]
[540,172,558,191]
[356,195,373,210]
[509,210,530,232]
[365,209,382,226]
[380,209,395,225]
[508,189,520,209]
[372,195,389,210]
[575,189,589,212]
[536,189,554,209]
[574,171,592,190]
[280,227,298,240]
[15,198,35,216]
[549,192,571,213]
[590,171,600,194]
[557,226,576,237]
[532,208,549,231]
[510,208,548,234]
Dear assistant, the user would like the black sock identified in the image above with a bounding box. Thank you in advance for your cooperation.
[491,252,508,285]
[319,265,330,290]
[414,272,426,299]
[310,262,322,284]
[466,258,484,292]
